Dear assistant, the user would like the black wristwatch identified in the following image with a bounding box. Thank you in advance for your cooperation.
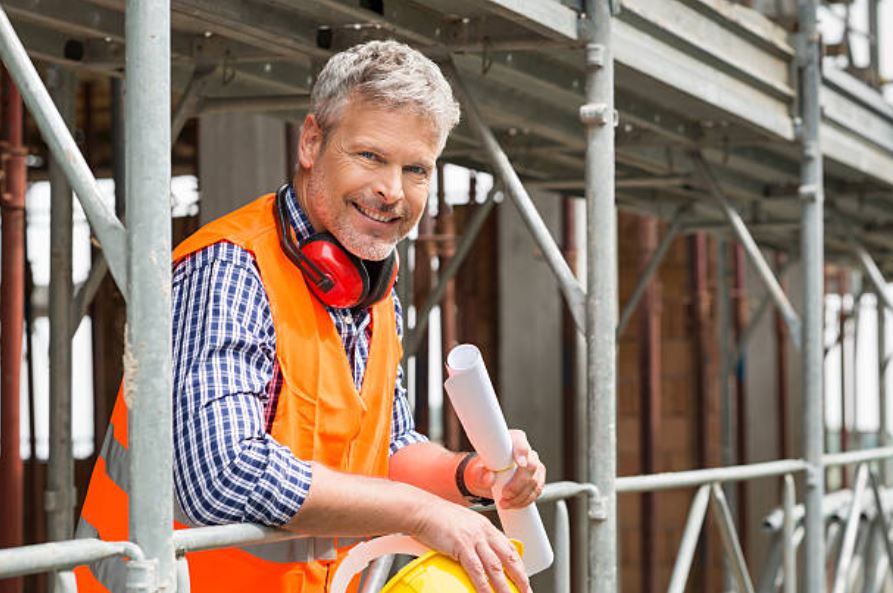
[455,452,495,506]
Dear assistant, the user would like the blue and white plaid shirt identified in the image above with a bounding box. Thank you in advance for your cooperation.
[171,185,426,527]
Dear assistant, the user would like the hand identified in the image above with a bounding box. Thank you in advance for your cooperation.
[410,498,531,593]
[466,429,546,509]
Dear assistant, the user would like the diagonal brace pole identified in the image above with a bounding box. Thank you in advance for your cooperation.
[711,482,756,593]
[444,60,586,332]
[405,187,498,358]
[171,64,216,144]
[832,463,869,593]
[730,257,797,368]
[70,254,109,337]
[691,152,801,349]
[0,6,128,296]
[667,484,710,593]
[616,207,686,338]
[867,470,893,583]
[837,216,893,314]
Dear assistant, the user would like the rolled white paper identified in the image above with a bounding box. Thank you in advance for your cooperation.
[444,344,554,576]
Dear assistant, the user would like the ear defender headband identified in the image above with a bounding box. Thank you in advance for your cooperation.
[274,185,398,310]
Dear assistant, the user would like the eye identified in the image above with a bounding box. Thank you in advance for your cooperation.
[358,151,378,161]
[404,165,429,177]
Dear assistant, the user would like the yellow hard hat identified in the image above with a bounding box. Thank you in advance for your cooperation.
[379,541,524,593]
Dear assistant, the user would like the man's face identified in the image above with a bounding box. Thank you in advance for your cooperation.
[296,97,440,261]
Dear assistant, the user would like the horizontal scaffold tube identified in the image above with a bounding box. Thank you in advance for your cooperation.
[0,538,144,579]
[615,459,809,492]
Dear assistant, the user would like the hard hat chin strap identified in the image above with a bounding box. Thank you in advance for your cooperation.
[330,534,429,593]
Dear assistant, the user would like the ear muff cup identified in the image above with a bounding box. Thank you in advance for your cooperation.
[274,184,399,310]
[354,250,398,311]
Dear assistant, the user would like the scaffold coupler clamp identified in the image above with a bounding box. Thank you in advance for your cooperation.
[587,486,608,521]
[580,102,617,128]
[126,558,158,593]
[798,183,820,203]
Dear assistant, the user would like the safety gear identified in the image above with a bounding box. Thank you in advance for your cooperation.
[274,184,398,310]
[330,535,524,593]
[380,549,522,593]
[74,192,402,593]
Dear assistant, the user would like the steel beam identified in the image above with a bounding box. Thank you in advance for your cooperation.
[692,152,802,349]
[583,3,617,592]
[446,61,586,332]
[46,64,76,545]
[198,93,310,114]
[125,1,174,591]
[0,5,129,294]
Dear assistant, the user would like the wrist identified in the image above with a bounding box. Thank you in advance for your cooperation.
[455,452,494,506]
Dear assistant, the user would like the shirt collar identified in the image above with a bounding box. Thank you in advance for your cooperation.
[284,184,316,243]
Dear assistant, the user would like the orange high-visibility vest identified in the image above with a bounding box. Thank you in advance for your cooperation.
[74,193,402,593]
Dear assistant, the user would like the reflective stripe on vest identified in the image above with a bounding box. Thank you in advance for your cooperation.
[75,518,129,593]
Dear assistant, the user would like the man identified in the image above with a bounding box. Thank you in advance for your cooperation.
[76,40,544,593]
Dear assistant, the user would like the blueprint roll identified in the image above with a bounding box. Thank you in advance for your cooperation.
[444,344,554,576]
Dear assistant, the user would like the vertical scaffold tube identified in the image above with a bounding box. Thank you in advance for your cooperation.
[47,64,76,543]
[798,1,826,591]
[0,66,26,593]
[583,2,616,591]
[125,0,173,591]
[879,290,889,484]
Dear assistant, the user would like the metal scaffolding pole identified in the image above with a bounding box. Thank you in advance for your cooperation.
[0,65,26,593]
[0,6,128,294]
[583,1,617,591]
[880,289,890,484]
[125,0,174,591]
[799,1,827,591]
[46,64,76,546]
[444,61,586,332]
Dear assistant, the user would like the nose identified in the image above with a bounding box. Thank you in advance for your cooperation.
[373,164,404,205]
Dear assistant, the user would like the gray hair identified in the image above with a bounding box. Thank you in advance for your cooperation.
[310,40,460,151]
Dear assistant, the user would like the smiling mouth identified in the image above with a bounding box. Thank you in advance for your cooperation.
[353,202,399,224]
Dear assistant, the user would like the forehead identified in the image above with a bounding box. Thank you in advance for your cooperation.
[330,98,440,159]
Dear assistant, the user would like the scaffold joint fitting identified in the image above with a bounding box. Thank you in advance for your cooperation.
[126,559,158,593]
[798,183,820,202]
[580,103,615,127]
[588,490,608,521]
[585,44,606,68]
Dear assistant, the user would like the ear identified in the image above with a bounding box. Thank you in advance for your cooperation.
[298,113,324,170]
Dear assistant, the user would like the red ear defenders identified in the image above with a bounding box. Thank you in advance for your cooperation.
[274,185,398,310]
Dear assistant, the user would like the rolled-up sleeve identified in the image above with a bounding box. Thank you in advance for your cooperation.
[172,243,311,526]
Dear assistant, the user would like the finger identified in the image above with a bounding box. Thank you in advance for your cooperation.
[495,539,531,593]
[458,547,492,593]
[476,541,514,593]
[501,480,538,508]
[511,433,531,468]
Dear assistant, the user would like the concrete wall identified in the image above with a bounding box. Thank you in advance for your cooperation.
[497,191,563,592]
[198,112,289,223]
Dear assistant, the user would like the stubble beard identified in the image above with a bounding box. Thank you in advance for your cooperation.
[305,171,404,262]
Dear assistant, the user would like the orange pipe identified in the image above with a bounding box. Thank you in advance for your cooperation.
[0,67,26,593]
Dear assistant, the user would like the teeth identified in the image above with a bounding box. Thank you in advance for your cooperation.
[355,203,395,223]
